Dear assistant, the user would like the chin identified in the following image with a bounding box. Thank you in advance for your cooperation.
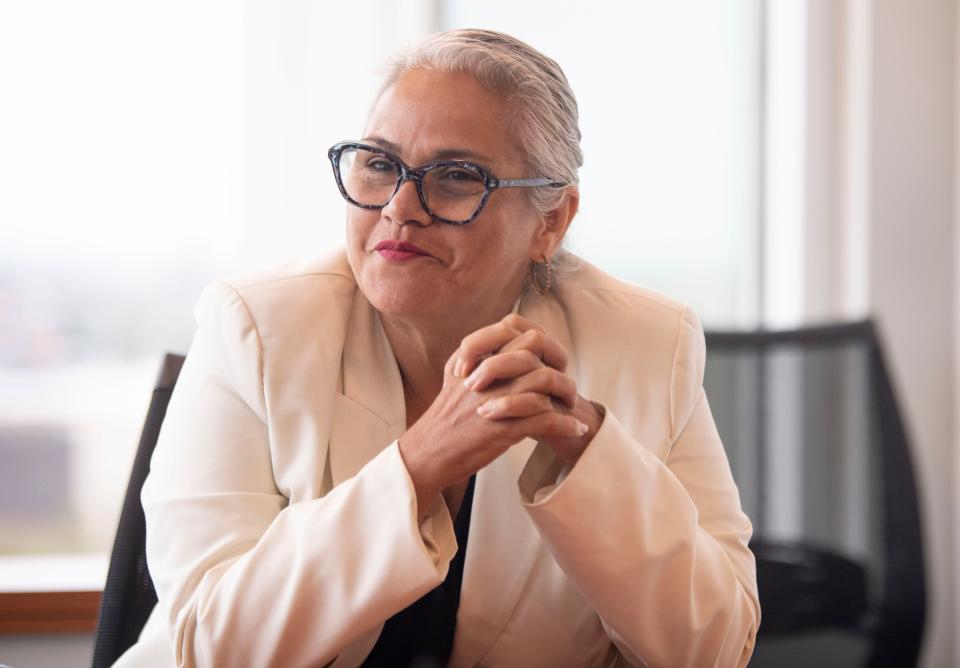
[362,274,446,319]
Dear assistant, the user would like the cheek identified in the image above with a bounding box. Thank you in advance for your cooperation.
[344,211,376,282]
[451,215,534,287]
[345,210,374,252]
[478,199,540,260]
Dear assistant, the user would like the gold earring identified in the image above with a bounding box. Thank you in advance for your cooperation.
[531,257,552,296]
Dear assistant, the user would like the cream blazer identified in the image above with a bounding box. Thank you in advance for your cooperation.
[117,249,759,668]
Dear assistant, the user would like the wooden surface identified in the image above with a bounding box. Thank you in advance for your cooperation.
[0,591,101,634]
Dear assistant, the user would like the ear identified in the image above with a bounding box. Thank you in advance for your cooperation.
[528,186,580,261]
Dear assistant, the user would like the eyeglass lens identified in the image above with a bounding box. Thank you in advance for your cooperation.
[339,147,485,223]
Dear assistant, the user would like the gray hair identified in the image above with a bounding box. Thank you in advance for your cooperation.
[374,29,583,216]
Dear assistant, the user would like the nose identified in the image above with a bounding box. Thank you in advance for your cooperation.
[381,177,432,227]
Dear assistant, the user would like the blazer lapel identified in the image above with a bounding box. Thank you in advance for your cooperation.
[450,435,540,668]
[328,288,406,486]
[452,292,578,667]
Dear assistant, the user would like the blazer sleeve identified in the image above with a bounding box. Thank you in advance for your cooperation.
[518,305,760,668]
[141,281,457,668]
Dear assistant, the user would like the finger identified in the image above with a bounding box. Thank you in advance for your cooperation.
[500,313,545,334]
[502,366,578,410]
[490,410,589,440]
[443,349,459,379]
[476,392,554,419]
[457,321,525,377]
[464,350,542,391]
[498,328,568,372]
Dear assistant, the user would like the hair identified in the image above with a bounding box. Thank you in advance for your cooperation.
[373,29,583,217]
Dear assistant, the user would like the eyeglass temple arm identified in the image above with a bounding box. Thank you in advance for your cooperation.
[494,177,566,189]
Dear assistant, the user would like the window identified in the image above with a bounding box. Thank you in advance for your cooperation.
[1,1,762,584]
[0,0,435,574]
[442,1,763,327]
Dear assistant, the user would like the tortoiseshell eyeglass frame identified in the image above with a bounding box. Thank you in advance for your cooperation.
[328,141,566,225]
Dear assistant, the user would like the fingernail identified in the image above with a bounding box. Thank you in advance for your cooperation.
[464,369,480,389]
[477,402,494,417]
[575,420,589,436]
[454,358,463,378]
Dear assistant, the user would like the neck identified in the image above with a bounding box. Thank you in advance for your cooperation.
[382,319,457,411]
[381,292,521,411]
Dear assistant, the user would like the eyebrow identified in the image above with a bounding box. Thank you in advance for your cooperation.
[362,136,496,164]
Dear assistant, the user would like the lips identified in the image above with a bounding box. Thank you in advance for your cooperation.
[374,240,432,261]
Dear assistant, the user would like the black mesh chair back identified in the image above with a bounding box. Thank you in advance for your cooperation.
[703,320,926,667]
[91,353,186,668]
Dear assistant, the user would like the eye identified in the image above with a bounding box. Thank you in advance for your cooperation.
[436,166,483,182]
[427,165,485,199]
[365,157,398,174]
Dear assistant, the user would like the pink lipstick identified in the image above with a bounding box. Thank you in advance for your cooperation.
[374,240,431,261]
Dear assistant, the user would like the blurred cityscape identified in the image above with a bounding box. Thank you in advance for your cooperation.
[0,255,211,554]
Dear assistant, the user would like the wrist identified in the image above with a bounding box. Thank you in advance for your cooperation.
[398,433,442,519]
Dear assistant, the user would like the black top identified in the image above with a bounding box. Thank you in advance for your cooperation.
[361,474,477,668]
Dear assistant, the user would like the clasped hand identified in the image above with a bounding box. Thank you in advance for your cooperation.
[399,314,604,514]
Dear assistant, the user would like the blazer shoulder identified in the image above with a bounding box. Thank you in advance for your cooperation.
[555,255,707,442]
[557,254,692,332]
[211,247,358,340]
[225,248,355,292]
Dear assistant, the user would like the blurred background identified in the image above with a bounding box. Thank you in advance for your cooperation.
[0,0,956,666]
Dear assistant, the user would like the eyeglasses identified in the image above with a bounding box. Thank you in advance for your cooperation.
[328,141,565,225]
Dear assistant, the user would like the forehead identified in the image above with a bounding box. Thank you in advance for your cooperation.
[364,69,522,166]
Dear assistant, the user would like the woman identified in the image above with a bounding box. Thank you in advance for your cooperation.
[120,29,759,668]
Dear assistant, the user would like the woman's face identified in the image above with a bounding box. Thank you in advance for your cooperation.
[345,69,556,326]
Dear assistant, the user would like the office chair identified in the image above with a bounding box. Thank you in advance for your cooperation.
[703,320,926,667]
[91,353,185,668]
